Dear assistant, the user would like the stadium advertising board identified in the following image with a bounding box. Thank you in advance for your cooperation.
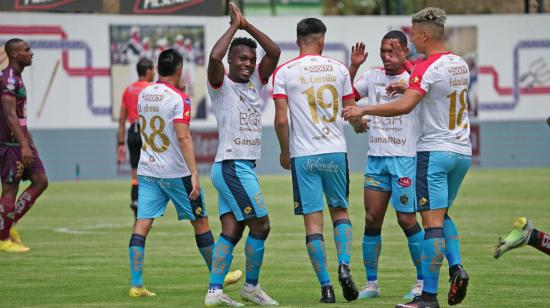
[0,0,103,12]
[119,0,223,15]
[0,13,549,129]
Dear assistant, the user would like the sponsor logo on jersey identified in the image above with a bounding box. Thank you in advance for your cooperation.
[448,66,468,75]
[302,64,333,74]
[398,177,411,187]
[233,138,260,146]
[411,76,420,84]
[142,94,164,101]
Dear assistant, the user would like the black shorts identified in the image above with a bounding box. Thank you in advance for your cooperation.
[127,122,142,169]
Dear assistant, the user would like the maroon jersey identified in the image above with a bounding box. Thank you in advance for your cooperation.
[0,65,30,145]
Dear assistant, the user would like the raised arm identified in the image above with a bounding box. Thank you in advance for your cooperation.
[349,42,368,83]
[1,94,32,166]
[274,98,290,170]
[207,3,241,87]
[239,13,280,82]
[174,122,200,200]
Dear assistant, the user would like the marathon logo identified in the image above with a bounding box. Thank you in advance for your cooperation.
[302,64,333,74]
[142,94,164,101]
[133,0,203,13]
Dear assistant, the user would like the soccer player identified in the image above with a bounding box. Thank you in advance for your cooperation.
[0,38,48,253]
[348,32,424,300]
[117,58,154,219]
[495,217,550,258]
[343,7,471,308]
[127,48,241,298]
[203,3,280,307]
[273,18,366,304]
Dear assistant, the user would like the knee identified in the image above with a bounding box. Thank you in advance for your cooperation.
[364,212,381,228]
[396,212,418,230]
[193,217,210,234]
[250,219,271,240]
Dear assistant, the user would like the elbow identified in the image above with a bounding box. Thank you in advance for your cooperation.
[271,47,281,59]
[209,54,223,64]
[178,134,192,146]
[274,116,288,128]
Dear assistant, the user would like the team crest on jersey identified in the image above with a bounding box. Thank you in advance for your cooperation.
[184,110,190,118]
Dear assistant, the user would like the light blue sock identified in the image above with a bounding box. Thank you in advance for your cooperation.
[333,219,352,265]
[363,227,381,282]
[195,231,215,271]
[209,234,237,290]
[245,233,266,286]
[306,234,331,287]
[404,223,424,280]
[129,234,146,288]
[443,214,462,268]
[422,228,445,295]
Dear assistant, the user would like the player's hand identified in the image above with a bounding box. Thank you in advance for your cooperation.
[279,152,290,170]
[21,144,33,167]
[351,42,368,67]
[389,38,407,64]
[352,117,369,133]
[386,80,408,96]
[189,174,201,200]
[229,2,241,28]
[342,105,366,120]
[116,144,127,163]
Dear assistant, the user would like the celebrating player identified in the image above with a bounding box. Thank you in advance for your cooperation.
[348,32,424,300]
[203,3,280,307]
[127,49,241,298]
[273,18,366,304]
[343,7,471,308]
[0,38,49,253]
[116,58,154,219]
[495,217,550,258]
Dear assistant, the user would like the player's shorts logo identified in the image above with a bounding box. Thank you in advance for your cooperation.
[195,207,202,216]
[15,161,24,178]
[419,197,429,206]
[243,206,252,215]
[398,177,411,187]
[400,194,409,204]
[294,202,300,209]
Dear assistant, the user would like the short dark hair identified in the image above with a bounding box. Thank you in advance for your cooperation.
[4,38,24,57]
[157,49,183,77]
[382,30,408,48]
[136,58,153,77]
[297,18,326,37]
[228,37,257,56]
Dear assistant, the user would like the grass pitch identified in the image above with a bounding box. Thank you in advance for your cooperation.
[1,168,550,307]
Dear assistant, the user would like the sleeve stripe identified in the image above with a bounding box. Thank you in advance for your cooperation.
[272,94,288,99]
[342,94,355,100]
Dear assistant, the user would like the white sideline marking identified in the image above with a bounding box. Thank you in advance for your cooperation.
[54,223,134,234]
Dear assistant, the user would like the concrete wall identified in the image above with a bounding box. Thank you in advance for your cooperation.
[31,120,550,181]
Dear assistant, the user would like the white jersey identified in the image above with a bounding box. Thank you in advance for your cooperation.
[137,81,192,178]
[208,69,266,162]
[272,55,354,158]
[408,52,472,155]
[354,68,416,157]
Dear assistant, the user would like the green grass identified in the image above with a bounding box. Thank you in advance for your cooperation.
[1,168,550,307]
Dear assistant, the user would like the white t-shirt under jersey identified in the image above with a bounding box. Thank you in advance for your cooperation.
[272,54,354,158]
[137,81,192,178]
[354,68,416,157]
[208,68,267,162]
[408,52,472,155]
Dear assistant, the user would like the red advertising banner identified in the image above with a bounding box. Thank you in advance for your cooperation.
[120,0,223,15]
[0,0,103,12]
